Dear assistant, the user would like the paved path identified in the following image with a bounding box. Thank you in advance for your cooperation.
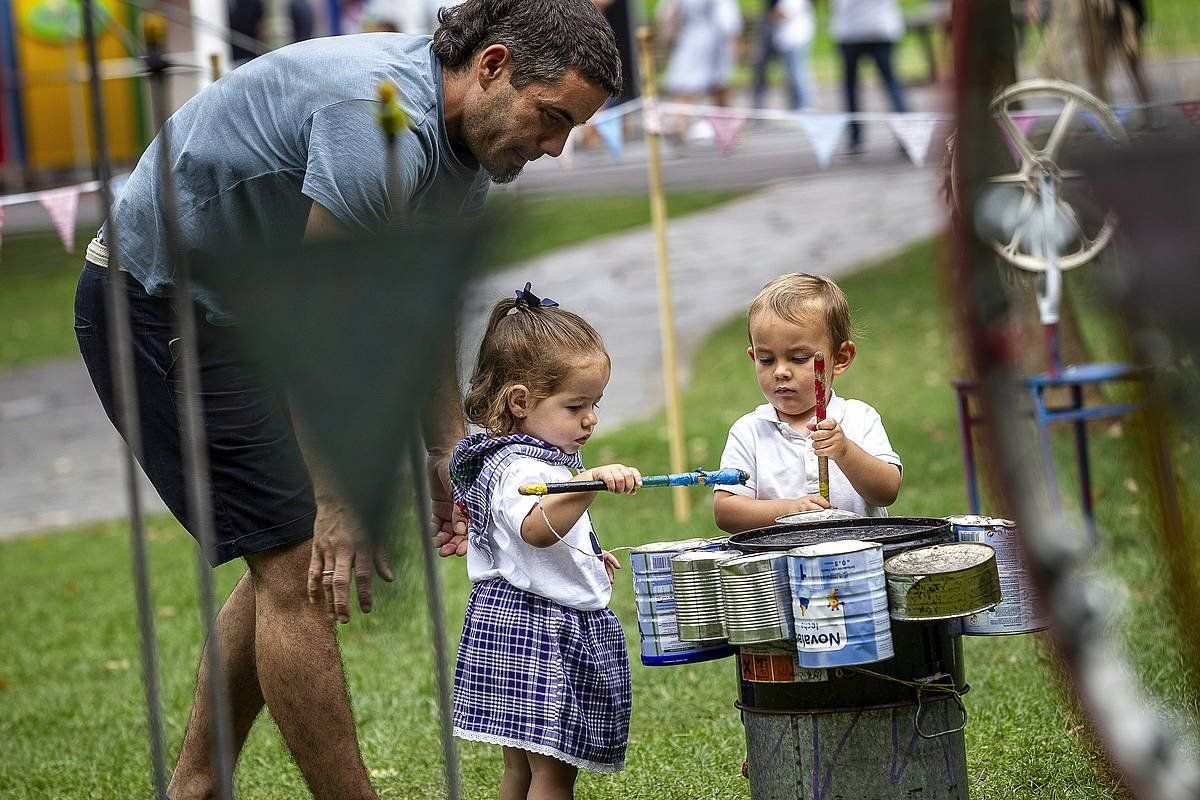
[0,161,941,539]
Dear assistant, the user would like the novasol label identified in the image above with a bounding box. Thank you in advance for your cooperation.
[794,590,847,651]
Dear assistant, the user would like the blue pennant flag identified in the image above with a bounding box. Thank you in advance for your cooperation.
[1081,108,1131,142]
[594,115,624,164]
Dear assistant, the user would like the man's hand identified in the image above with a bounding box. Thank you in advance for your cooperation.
[307,501,394,623]
[429,452,468,557]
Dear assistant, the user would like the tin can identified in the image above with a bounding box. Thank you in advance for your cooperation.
[774,509,863,525]
[787,540,894,668]
[671,550,733,642]
[630,538,735,666]
[720,553,794,644]
[948,516,1049,635]
[884,543,1001,621]
[738,642,829,683]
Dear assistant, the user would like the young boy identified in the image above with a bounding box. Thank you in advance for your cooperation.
[714,273,902,533]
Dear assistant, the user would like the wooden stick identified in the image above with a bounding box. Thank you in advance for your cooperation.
[814,352,830,502]
[636,26,689,523]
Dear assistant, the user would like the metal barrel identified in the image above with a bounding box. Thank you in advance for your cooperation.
[787,539,894,668]
[629,539,735,666]
[885,542,1002,621]
[948,515,1049,635]
[719,553,793,644]
[670,550,733,642]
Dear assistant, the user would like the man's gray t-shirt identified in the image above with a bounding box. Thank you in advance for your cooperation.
[107,33,490,309]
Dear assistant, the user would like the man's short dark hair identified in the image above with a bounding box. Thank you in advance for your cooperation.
[432,0,622,97]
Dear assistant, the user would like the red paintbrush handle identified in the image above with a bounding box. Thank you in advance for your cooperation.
[814,353,827,421]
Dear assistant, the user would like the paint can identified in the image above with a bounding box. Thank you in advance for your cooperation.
[670,550,733,642]
[787,540,894,668]
[629,539,734,666]
[738,642,828,684]
[885,543,1002,621]
[719,553,793,644]
[948,515,1049,635]
[773,508,862,525]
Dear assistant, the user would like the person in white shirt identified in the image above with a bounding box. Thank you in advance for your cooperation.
[828,0,909,154]
[714,273,903,532]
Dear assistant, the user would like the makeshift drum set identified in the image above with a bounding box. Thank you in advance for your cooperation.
[629,514,1048,800]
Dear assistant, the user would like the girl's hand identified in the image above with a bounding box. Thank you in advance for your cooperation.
[580,464,643,495]
[808,418,849,461]
[602,552,621,584]
[789,494,833,513]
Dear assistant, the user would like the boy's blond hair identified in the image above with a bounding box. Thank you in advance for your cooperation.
[747,273,853,347]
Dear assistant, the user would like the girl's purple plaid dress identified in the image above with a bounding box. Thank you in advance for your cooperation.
[450,434,632,773]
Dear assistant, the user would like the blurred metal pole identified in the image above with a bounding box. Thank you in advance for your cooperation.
[410,434,462,800]
[636,25,689,523]
[81,1,168,795]
[143,15,235,800]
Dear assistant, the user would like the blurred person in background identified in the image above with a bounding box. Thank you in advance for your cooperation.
[829,0,908,155]
[750,0,782,109]
[775,0,815,109]
[658,0,743,110]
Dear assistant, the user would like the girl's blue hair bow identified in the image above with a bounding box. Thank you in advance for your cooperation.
[514,281,559,309]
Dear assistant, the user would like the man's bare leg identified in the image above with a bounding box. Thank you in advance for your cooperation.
[168,571,265,800]
[248,539,376,800]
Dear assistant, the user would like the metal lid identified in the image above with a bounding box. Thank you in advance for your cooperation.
[884,543,996,577]
[671,550,733,573]
[720,552,788,576]
[945,515,1016,528]
[774,509,862,525]
[730,516,953,554]
[788,539,880,558]
[631,538,709,554]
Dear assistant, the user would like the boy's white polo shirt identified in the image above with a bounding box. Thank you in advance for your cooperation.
[716,392,902,518]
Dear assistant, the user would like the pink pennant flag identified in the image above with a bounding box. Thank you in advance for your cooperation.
[995,111,1038,166]
[1179,101,1200,128]
[38,186,80,252]
[704,112,747,156]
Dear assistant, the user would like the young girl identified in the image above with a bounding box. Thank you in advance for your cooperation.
[451,283,639,800]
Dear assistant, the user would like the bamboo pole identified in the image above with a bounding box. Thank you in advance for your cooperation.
[636,26,689,523]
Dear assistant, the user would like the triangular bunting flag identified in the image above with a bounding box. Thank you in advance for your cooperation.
[995,111,1038,166]
[594,115,624,164]
[38,186,80,252]
[794,113,849,169]
[887,116,939,166]
[1179,101,1200,128]
[704,112,747,156]
[1081,108,1128,141]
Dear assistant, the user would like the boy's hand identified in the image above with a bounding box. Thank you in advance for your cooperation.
[808,418,849,461]
[789,494,834,513]
[602,552,621,584]
[577,464,643,495]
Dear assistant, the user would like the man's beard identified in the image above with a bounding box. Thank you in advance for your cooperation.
[490,164,523,184]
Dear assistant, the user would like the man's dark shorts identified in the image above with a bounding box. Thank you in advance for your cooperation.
[74,261,317,565]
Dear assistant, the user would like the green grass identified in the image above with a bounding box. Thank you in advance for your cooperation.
[2,237,1196,798]
[0,190,740,373]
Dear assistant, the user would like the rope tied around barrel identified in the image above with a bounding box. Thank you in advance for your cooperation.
[845,666,969,739]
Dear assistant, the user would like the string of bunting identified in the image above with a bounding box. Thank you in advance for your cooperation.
[0,173,129,256]
[564,96,1200,171]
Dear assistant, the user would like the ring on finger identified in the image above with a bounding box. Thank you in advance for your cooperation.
[322,570,335,576]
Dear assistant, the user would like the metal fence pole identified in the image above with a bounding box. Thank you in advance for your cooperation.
[80,1,168,796]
